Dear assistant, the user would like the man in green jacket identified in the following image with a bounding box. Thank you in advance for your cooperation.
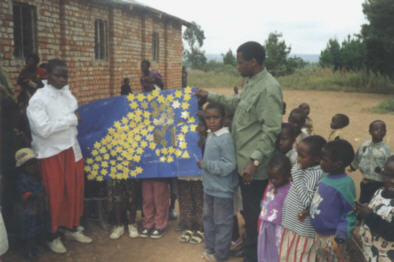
[196,41,283,262]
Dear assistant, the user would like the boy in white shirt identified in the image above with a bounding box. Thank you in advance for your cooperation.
[27,59,92,254]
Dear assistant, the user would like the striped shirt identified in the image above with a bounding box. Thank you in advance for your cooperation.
[282,164,325,238]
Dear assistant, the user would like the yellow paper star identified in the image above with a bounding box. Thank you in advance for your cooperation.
[166,94,174,102]
[137,93,145,102]
[130,101,138,109]
[140,141,148,148]
[157,95,165,103]
[167,156,174,163]
[102,162,108,168]
[181,125,188,133]
[175,90,182,98]
[86,158,94,164]
[97,176,104,182]
[92,150,98,156]
[149,142,156,150]
[152,89,160,97]
[181,102,189,110]
[136,147,143,154]
[184,93,191,101]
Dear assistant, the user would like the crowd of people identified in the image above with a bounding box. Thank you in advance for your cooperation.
[0,41,393,262]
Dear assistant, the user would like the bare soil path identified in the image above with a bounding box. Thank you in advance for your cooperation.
[5,89,393,262]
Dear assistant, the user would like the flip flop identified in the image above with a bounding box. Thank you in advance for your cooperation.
[179,230,193,243]
[189,230,204,245]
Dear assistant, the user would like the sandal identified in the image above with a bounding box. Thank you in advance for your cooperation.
[179,230,193,243]
[189,230,204,245]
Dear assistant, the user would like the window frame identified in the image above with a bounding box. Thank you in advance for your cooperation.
[13,2,37,59]
[152,32,159,62]
[94,19,108,60]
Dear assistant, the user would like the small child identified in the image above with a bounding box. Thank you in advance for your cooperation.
[310,140,356,261]
[350,120,392,203]
[288,108,308,146]
[299,103,313,135]
[257,153,291,262]
[107,179,139,239]
[120,77,132,95]
[328,113,349,141]
[280,135,326,262]
[198,102,238,262]
[277,123,297,167]
[14,148,48,260]
[356,156,394,262]
[177,111,205,244]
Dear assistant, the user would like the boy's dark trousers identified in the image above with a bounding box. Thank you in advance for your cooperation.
[240,178,268,262]
[359,180,384,203]
[203,193,233,261]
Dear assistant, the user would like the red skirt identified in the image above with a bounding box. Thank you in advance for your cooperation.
[39,147,84,233]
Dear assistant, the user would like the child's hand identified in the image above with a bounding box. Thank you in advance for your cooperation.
[297,208,309,222]
[354,201,371,218]
[197,160,202,169]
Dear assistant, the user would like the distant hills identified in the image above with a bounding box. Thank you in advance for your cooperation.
[206,53,320,64]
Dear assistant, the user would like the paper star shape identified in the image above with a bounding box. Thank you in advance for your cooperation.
[172,100,180,109]
[181,111,190,119]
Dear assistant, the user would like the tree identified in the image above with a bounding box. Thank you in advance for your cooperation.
[222,49,236,66]
[183,22,207,70]
[319,38,342,70]
[340,35,365,71]
[362,0,394,78]
[265,32,290,76]
[264,32,306,76]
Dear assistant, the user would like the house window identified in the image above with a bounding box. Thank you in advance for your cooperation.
[95,19,107,60]
[152,32,159,62]
[13,3,37,58]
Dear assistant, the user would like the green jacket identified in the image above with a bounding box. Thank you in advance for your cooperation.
[208,68,283,180]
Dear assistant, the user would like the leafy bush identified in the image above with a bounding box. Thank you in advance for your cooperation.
[372,97,394,114]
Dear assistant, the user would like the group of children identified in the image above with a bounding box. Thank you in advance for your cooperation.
[255,102,393,262]
[3,56,393,262]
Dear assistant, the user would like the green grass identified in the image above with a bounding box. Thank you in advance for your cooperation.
[371,96,394,114]
[278,67,394,93]
[188,66,394,93]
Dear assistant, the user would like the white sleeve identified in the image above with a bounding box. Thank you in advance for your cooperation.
[27,98,78,138]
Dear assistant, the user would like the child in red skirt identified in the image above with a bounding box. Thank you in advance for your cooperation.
[26,59,92,254]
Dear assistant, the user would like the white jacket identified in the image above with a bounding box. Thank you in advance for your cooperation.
[26,81,82,161]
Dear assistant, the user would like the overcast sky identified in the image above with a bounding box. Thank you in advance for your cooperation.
[140,0,367,55]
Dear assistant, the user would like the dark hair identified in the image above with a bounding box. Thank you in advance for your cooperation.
[141,59,150,68]
[281,123,296,138]
[237,41,266,66]
[301,135,327,157]
[298,103,310,110]
[197,110,207,127]
[282,101,287,115]
[268,152,292,175]
[369,120,386,131]
[205,102,225,117]
[47,59,67,73]
[323,139,355,168]
[289,108,306,120]
[26,53,40,64]
[333,114,349,128]
[123,77,130,83]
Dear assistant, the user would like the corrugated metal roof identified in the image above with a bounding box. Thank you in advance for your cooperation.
[89,0,191,26]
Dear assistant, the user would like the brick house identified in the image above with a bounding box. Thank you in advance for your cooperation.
[0,0,189,104]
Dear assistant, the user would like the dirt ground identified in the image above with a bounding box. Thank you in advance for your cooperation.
[5,89,394,262]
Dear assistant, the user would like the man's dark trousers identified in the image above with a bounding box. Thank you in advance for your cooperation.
[240,178,268,262]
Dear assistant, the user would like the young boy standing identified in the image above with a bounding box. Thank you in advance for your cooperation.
[350,120,392,203]
[198,102,238,262]
[26,59,92,254]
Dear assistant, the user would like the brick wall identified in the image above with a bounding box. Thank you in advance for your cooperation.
[0,0,184,105]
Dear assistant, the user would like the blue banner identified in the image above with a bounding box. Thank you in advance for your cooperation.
[77,87,202,181]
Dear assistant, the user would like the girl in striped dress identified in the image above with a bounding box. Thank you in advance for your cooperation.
[280,135,326,262]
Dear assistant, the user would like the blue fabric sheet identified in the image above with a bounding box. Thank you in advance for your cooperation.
[77,87,202,181]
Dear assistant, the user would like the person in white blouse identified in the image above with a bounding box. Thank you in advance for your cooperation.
[26,59,92,254]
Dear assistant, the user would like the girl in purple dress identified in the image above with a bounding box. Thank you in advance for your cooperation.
[258,153,291,262]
